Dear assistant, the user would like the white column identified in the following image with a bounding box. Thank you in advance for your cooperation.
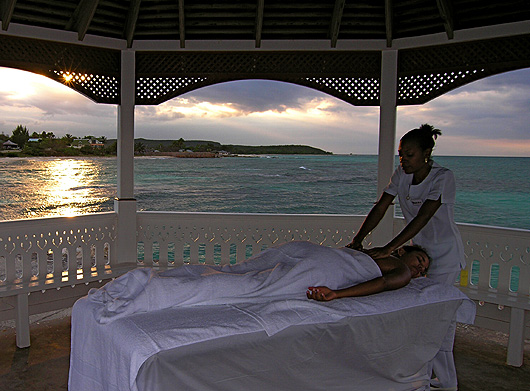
[372,49,398,247]
[114,49,137,264]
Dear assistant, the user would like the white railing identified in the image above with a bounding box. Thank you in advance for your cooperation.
[136,212,367,266]
[2,212,528,301]
[0,212,119,295]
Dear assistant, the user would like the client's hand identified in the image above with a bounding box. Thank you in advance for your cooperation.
[306,286,337,301]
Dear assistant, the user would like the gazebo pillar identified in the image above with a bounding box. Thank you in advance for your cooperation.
[114,49,137,264]
[372,49,398,246]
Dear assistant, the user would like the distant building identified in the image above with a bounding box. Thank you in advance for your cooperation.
[2,140,19,149]
[72,138,104,149]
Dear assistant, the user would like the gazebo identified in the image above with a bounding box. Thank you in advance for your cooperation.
[0,0,529,366]
[2,140,18,149]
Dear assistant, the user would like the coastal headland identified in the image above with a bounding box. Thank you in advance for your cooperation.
[1,135,332,158]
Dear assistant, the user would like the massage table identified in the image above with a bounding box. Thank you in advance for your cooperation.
[69,242,475,391]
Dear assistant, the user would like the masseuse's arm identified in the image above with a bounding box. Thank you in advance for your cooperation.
[365,197,442,260]
[307,257,411,302]
[347,192,395,250]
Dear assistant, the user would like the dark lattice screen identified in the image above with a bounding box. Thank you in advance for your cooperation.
[398,69,486,103]
[52,70,120,102]
[397,34,530,105]
[1,34,529,106]
[135,51,382,105]
[302,77,380,104]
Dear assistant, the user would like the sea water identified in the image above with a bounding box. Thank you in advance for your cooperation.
[0,155,528,230]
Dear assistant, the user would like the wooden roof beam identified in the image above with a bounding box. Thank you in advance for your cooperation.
[385,0,393,47]
[66,0,100,41]
[1,0,17,31]
[125,0,143,48]
[179,0,185,48]
[436,0,455,39]
[329,0,345,48]
[255,0,264,48]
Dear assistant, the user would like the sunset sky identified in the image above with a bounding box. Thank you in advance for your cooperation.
[0,66,528,157]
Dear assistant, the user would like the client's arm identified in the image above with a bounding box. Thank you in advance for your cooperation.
[306,256,412,301]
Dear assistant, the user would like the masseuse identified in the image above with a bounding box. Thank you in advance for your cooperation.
[347,123,465,390]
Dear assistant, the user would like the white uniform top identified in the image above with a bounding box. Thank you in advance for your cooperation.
[384,161,465,275]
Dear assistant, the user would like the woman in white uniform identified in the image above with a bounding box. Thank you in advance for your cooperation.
[348,123,465,391]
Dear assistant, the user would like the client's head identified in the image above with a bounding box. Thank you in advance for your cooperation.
[393,245,431,278]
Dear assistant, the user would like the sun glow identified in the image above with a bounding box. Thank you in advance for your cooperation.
[0,67,72,100]
[28,159,108,218]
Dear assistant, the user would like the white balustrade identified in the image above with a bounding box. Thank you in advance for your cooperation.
[0,212,118,294]
[136,212,367,267]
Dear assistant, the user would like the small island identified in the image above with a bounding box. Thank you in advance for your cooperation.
[1,125,332,157]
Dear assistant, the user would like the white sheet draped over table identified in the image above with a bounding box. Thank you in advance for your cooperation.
[69,241,475,391]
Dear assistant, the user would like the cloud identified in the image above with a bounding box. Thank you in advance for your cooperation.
[396,68,530,156]
[181,80,311,113]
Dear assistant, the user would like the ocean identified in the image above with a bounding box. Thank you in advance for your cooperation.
[0,155,528,230]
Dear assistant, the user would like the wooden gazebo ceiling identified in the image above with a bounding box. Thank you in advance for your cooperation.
[2,0,529,48]
[0,1,529,106]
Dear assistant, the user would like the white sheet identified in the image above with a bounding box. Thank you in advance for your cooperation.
[69,242,475,391]
[87,241,382,328]
[136,301,464,391]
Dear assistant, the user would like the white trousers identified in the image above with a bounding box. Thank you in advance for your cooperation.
[427,270,461,389]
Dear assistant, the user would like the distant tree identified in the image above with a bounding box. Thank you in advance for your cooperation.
[176,138,185,150]
[0,132,8,142]
[80,145,94,155]
[40,131,55,139]
[62,134,75,144]
[134,141,146,155]
[11,125,30,148]
[105,141,117,155]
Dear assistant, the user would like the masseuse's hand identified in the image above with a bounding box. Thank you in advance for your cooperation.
[364,246,393,260]
[307,286,337,301]
[346,238,363,250]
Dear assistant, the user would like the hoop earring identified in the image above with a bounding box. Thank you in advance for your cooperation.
[424,157,429,163]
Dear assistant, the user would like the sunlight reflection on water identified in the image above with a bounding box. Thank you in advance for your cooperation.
[0,157,116,221]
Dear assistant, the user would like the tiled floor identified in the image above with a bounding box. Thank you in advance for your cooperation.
[0,310,528,391]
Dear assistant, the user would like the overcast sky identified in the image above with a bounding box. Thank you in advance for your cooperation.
[0,66,528,157]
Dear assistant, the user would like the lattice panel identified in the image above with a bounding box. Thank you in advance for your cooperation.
[137,51,381,76]
[398,69,485,104]
[51,70,120,103]
[398,34,530,104]
[136,76,208,105]
[135,50,381,105]
[302,77,380,105]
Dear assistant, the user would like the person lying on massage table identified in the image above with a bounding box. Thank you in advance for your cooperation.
[307,245,430,302]
[89,241,432,324]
